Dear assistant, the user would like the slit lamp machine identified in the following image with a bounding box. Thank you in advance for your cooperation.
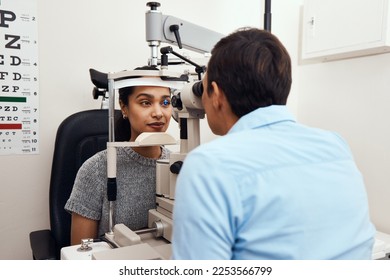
[60,1,225,260]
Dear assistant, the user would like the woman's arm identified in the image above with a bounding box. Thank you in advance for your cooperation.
[70,212,99,245]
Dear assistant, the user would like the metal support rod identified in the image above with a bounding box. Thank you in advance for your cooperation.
[107,77,116,235]
[108,78,115,142]
[160,46,206,79]
[134,220,164,237]
[264,0,272,32]
[134,228,158,235]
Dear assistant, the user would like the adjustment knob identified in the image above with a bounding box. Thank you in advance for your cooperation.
[170,161,183,174]
[146,2,161,10]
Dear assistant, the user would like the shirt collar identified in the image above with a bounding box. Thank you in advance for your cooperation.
[228,105,296,134]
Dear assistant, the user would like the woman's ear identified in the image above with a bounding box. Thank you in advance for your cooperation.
[119,100,126,113]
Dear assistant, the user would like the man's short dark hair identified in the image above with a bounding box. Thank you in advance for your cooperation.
[207,28,292,118]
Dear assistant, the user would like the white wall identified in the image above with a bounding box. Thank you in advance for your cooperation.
[0,0,263,259]
[271,0,390,234]
[1,0,389,260]
[292,1,390,234]
[297,36,390,234]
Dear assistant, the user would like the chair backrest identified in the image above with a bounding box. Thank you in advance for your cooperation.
[49,109,120,254]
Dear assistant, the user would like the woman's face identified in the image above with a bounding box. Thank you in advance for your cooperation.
[122,85,172,141]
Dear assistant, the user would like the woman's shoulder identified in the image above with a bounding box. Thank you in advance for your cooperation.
[78,149,107,174]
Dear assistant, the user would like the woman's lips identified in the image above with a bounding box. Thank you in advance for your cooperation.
[148,122,165,129]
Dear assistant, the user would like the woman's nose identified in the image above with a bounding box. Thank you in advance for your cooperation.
[152,105,163,119]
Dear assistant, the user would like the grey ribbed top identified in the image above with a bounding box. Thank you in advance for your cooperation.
[64,146,169,237]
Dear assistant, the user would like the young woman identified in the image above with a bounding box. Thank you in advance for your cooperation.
[65,67,172,245]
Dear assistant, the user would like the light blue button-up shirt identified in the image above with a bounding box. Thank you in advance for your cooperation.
[172,105,375,259]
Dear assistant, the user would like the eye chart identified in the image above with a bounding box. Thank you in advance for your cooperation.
[0,0,39,155]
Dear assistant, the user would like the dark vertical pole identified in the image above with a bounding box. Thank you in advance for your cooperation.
[264,0,271,32]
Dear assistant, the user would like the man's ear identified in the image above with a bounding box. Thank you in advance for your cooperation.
[210,81,224,110]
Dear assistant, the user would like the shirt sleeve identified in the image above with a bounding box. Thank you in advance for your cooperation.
[171,149,241,259]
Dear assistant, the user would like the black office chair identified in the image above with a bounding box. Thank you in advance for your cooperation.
[29,109,120,259]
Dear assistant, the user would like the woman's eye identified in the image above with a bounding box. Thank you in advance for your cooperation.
[140,100,151,106]
[161,99,171,107]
